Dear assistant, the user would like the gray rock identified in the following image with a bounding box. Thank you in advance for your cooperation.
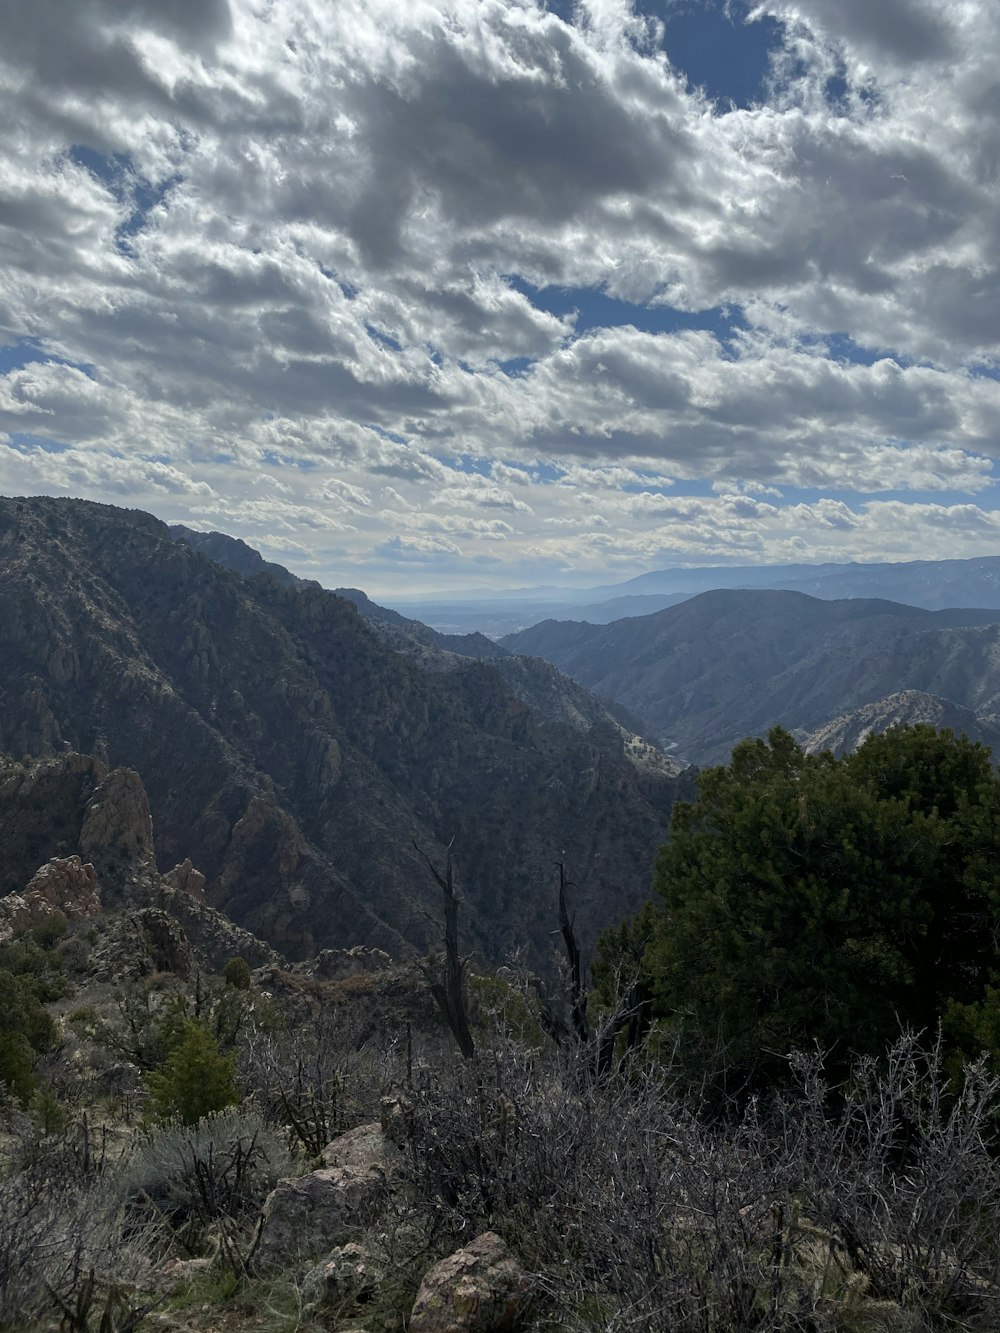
[254,1122,399,1270]
[302,1240,378,1309]
[408,1232,525,1333]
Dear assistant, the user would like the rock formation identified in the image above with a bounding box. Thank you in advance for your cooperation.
[254,1122,401,1270]
[0,855,101,940]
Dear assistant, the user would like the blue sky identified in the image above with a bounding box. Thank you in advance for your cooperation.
[0,0,998,593]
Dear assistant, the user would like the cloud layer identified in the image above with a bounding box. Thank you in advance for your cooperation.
[0,0,998,590]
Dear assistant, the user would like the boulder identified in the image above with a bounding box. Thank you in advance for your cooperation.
[408,1233,525,1333]
[151,1256,214,1294]
[320,1121,400,1172]
[302,1240,377,1309]
[254,1122,399,1270]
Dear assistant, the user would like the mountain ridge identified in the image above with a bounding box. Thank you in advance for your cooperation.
[0,496,687,964]
[501,589,1000,765]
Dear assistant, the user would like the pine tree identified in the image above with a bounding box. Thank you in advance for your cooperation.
[146,1020,239,1124]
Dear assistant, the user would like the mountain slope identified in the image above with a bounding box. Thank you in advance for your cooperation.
[796,691,1000,758]
[170,525,508,662]
[1,497,685,962]
[502,590,1000,764]
[169,523,670,764]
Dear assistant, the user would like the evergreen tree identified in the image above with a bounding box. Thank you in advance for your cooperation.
[622,726,1000,1084]
[146,1020,239,1125]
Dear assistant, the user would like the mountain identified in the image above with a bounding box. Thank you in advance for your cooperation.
[170,524,306,589]
[501,589,1000,765]
[574,555,1000,610]
[796,691,1000,758]
[169,526,508,661]
[388,555,1000,639]
[168,524,669,762]
[1,497,687,963]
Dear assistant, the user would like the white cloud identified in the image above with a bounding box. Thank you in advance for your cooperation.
[0,0,998,590]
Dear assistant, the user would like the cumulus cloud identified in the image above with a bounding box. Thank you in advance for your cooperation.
[0,0,998,590]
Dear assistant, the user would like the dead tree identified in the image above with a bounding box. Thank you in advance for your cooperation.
[556,863,646,1081]
[415,839,476,1061]
[557,861,590,1044]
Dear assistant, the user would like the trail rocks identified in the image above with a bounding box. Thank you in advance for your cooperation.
[408,1232,526,1333]
[254,1123,400,1270]
[302,1241,378,1308]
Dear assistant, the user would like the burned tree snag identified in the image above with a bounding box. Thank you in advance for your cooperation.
[415,839,476,1061]
[557,861,590,1044]
[556,863,646,1081]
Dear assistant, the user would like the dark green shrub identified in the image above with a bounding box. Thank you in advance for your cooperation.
[30,915,68,950]
[146,1021,239,1125]
[223,956,252,990]
[0,969,58,1101]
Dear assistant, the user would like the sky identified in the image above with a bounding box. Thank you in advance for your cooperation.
[1,0,999,596]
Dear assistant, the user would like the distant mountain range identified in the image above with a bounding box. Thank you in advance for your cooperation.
[392,554,1000,636]
[502,589,1000,766]
[0,498,688,964]
[596,555,1000,610]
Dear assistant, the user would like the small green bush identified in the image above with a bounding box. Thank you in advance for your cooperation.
[146,1020,239,1125]
[223,956,252,990]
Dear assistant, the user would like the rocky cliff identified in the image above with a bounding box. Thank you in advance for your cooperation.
[0,751,278,970]
[0,497,686,963]
[796,690,1000,758]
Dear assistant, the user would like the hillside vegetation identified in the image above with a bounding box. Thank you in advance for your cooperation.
[4,500,1000,1332]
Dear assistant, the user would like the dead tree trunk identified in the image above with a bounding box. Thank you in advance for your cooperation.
[557,864,647,1081]
[415,839,475,1061]
[557,861,590,1044]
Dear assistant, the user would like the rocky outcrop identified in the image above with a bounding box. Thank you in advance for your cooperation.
[797,690,1000,758]
[254,1123,401,1270]
[0,855,101,940]
[89,907,192,981]
[162,858,206,901]
[152,883,279,972]
[0,749,280,973]
[0,753,108,898]
[78,767,156,881]
[408,1232,525,1333]
[290,945,393,982]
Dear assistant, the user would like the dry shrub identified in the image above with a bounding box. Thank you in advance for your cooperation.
[399,1034,1000,1332]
